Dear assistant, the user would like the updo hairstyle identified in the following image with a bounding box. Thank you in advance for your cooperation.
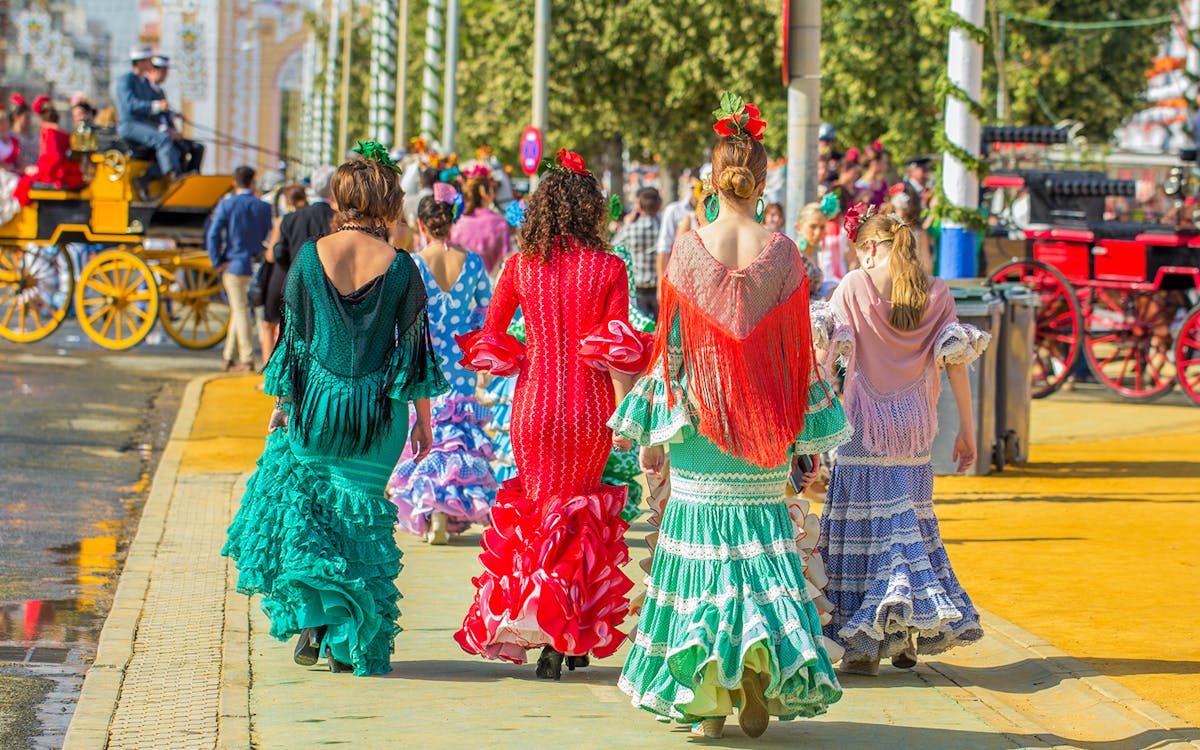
[711,136,768,201]
[417,194,456,240]
[330,158,405,228]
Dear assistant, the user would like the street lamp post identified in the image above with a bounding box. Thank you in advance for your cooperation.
[531,0,549,187]
[420,0,442,142]
[784,0,821,240]
[441,0,460,152]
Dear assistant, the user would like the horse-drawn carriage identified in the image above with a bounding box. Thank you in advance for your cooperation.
[981,126,1200,406]
[0,147,232,350]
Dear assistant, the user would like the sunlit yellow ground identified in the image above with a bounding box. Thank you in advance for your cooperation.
[179,375,272,473]
[927,399,1200,726]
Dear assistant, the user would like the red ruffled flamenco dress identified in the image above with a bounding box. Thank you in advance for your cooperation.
[453,242,652,664]
[14,125,84,206]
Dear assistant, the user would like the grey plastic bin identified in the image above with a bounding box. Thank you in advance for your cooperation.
[931,285,1003,477]
[992,284,1041,469]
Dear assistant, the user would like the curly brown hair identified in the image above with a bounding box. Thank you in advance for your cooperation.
[519,169,609,262]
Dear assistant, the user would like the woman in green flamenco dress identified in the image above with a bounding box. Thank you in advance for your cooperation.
[609,95,852,739]
[222,150,448,676]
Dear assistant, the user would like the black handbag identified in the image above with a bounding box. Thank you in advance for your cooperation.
[247,261,271,307]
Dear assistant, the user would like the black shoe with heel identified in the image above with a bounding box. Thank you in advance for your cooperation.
[328,656,353,673]
[293,626,325,666]
[565,655,590,671]
[535,646,564,680]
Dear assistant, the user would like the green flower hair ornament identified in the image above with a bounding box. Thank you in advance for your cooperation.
[352,140,401,173]
[609,195,623,222]
[820,191,840,219]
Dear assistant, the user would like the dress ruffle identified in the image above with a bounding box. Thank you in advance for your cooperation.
[618,483,842,723]
[820,441,983,661]
[455,329,526,377]
[387,395,498,537]
[579,318,653,375]
[936,322,991,367]
[454,477,633,662]
[483,374,517,482]
[608,374,694,447]
[601,447,644,523]
[222,431,403,676]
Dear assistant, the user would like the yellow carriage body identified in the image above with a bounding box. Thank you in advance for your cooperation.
[0,152,235,349]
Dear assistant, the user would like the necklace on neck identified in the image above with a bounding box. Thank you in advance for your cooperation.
[335,223,385,239]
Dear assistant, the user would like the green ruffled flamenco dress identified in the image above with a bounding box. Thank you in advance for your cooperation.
[222,242,447,676]
[609,231,851,728]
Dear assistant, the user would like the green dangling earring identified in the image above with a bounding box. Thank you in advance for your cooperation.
[755,197,766,223]
[705,195,720,223]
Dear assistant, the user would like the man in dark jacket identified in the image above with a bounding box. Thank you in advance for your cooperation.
[265,165,337,325]
[207,165,272,371]
[115,46,181,199]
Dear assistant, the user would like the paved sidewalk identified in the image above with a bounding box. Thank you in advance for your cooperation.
[62,377,1200,749]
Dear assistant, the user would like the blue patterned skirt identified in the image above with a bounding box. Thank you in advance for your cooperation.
[818,431,982,660]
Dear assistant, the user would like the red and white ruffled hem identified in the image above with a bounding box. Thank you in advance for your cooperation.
[454,477,634,662]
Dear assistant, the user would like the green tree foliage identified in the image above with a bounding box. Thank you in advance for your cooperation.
[453,0,784,170]
[310,0,1174,171]
[821,0,1177,160]
[997,1,1179,139]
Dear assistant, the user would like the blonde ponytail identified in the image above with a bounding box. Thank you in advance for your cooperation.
[854,213,930,330]
[887,221,929,330]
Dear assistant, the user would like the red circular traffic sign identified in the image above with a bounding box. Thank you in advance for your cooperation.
[520,126,543,176]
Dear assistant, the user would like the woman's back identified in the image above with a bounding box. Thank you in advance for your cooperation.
[315,231,399,295]
[694,219,776,272]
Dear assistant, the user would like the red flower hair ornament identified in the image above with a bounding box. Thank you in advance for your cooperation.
[10,94,26,109]
[712,92,767,141]
[843,202,877,244]
[542,148,591,176]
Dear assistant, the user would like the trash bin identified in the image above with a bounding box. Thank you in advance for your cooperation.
[992,284,1041,469]
[931,284,1003,477]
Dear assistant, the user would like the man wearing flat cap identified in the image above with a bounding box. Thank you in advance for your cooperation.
[115,46,182,199]
[148,55,204,174]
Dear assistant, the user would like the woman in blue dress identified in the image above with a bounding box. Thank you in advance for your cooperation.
[388,186,499,544]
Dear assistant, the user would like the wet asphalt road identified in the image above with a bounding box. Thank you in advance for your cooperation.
[0,321,219,749]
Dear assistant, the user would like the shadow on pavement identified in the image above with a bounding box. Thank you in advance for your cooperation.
[383,658,623,684]
[1003,461,1199,479]
[708,722,1200,750]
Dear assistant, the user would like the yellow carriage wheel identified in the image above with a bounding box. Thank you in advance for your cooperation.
[75,249,160,350]
[0,243,76,343]
[158,260,230,349]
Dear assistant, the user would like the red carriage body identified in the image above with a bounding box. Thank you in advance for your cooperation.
[982,143,1200,405]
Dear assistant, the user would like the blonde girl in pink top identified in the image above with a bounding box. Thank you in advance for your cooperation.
[817,208,989,676]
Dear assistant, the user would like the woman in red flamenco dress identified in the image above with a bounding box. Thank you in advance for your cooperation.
[14,96,84,207]
[454,149,651,679]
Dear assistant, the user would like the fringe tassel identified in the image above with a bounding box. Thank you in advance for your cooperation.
[650,280,813,469]
[844,372,938,458]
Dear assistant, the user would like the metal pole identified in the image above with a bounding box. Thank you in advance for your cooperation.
[1188,0,1200,112]
[441,0,460,151]
[369,0,398,146]
[531,0,550,187]
[785,0,821,240]
[420,0,443,142]
[321,0,341,164]
[939,0,984,278]
[395,0,409,147]
[338,1,353,160]
[992,7,1007,123]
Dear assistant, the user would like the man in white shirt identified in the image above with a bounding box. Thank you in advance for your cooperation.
[655,163,710,289]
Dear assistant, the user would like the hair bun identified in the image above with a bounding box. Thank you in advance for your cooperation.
[717,166,756,200]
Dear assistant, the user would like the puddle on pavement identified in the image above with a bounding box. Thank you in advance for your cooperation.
[0,598,104,646]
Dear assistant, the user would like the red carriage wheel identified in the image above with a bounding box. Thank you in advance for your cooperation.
[1083,288,1184,401]
[1175,305,1200,406]
[990,259,1082,398]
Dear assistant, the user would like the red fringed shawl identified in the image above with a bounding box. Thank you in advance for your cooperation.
[652,232,813,469]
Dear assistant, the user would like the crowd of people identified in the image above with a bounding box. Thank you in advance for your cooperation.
[214,90,989,741]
